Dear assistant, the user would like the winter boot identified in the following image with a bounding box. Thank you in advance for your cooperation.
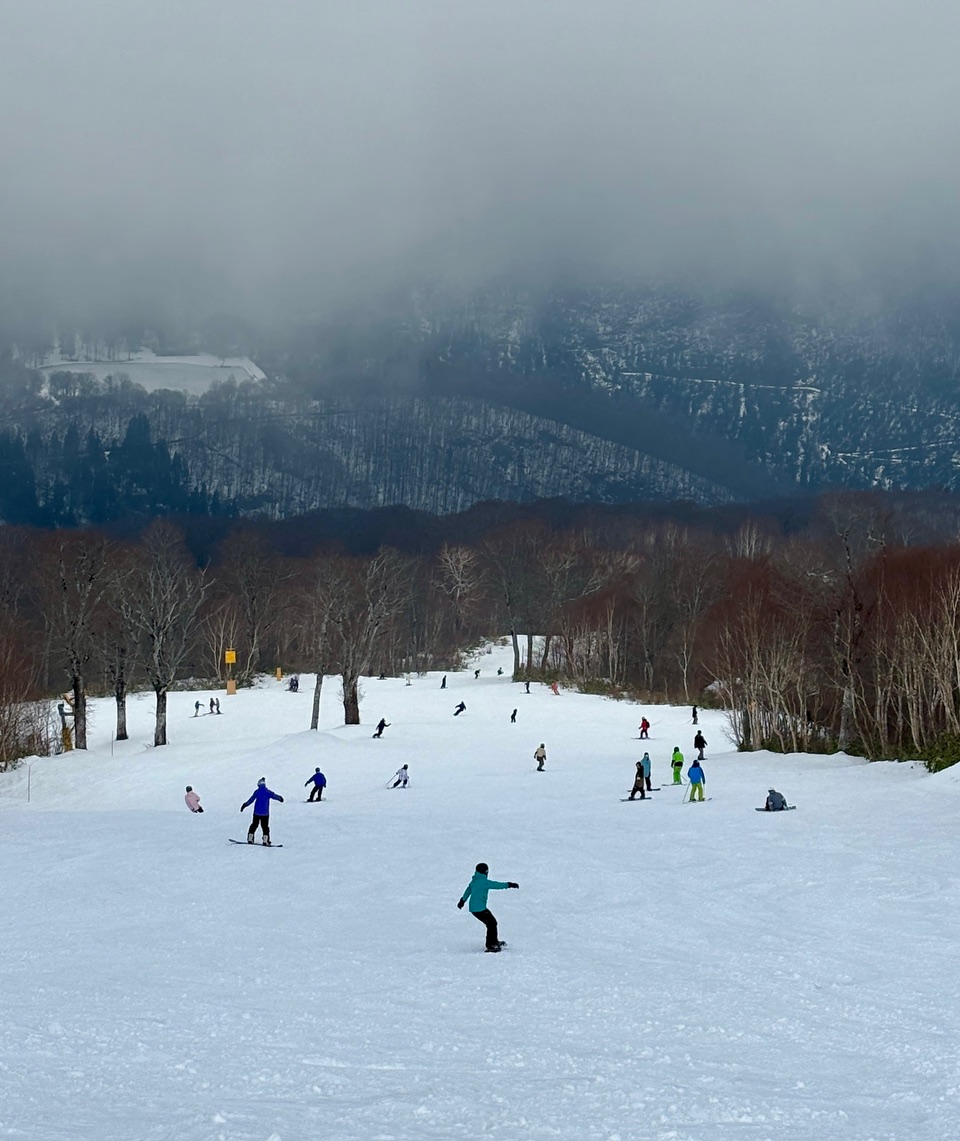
[247,834,255,844]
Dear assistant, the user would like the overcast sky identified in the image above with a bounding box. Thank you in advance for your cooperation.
[1,0,958,319]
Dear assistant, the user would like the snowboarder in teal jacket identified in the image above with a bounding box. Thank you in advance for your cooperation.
[457,862,519,952]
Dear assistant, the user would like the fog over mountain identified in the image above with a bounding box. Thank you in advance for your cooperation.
[2,0,959,325]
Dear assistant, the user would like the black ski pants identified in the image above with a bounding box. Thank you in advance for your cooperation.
[307,786,323,801]
[248,813,270,839]
[472,909,500,950]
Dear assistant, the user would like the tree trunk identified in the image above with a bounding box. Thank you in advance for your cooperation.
[540,634,552,673]
[510,629,521,678]
[114,651,128,740]
[838,683,856,752]
[154,688,168,747]
[72,677,87,750]
[115,691,128,741]
[342,671,360,724]
[310,671,323,731]
[526,632,534,675]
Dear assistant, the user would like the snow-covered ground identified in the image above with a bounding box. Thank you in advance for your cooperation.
[2,643,959,1140]
[39,349,265,394]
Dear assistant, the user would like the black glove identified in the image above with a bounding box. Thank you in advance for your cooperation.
[508,882,519,889]
[278,796,285,802]
[457,899,465,909]
[239,806,244,812]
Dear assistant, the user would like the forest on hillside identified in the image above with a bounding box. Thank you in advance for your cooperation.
[5,489,960,773]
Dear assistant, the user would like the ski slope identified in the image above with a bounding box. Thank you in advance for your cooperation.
[2,643,959,1140]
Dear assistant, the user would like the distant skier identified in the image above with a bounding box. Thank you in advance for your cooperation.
[550,681,560,696]
[627,761,646,800]
[209,697,215,714]
[474,669,481,679]
[693,731,707,760]
[372,718,390,739]
[215,698,221,714]
[454,701,466,716]
[534,743,546,771]
[524,680,531,694]
[304,768,326,802]
[391,764,409,789]
[440,675,447,689]
[671,746,684,785]
[194,700,201,717]
[691,705,699,725]
[687,760,706,802]
[640,750,652,790]
[184,786,203,813]
[240,777,284,844]
[639,717,650,739]
[763,788,788,811]
[510,708,517,723]
[497,667,503,675]
[457,862,519,952]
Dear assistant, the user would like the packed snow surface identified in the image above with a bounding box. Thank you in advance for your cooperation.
[2,644,959,1140]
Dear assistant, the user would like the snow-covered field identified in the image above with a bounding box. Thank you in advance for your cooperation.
[3,643,959,1140]
[40,350,265,394]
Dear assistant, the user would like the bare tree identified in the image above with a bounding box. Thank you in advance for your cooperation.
[122,522,208,747]
[36,533,114,750]
[216,529,288,682]
[327,550,409,724]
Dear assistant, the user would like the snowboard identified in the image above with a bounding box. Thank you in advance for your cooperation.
[755,806,796,812]
[620,797,652,802]
[303,799,326,803]
[229,839,284,847]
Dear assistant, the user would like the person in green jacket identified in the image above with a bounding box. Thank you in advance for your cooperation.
[457,862,519,952]
[671,746,684,784]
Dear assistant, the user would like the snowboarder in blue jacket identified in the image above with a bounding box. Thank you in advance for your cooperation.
[241,778,284,843]
[457,862,519,952]
[304,768,326,802]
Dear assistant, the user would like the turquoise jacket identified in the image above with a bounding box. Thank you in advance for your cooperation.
[460,872,510,913]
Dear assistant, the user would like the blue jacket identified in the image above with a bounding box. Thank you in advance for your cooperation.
[460,872,510,913]
[640,753,651,776]
[305,772,326,787]
[242,785,283,814]
[687,763,705,785]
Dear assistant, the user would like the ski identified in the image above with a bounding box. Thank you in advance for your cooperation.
[229,839,284,847]
[686,797,713,802]
[755,806,796,812]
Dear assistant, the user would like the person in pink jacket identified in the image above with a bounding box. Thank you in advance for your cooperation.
[184,786,203,813]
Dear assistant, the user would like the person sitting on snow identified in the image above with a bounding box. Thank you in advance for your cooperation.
[764,789,788,811]
[184,786,203,813]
